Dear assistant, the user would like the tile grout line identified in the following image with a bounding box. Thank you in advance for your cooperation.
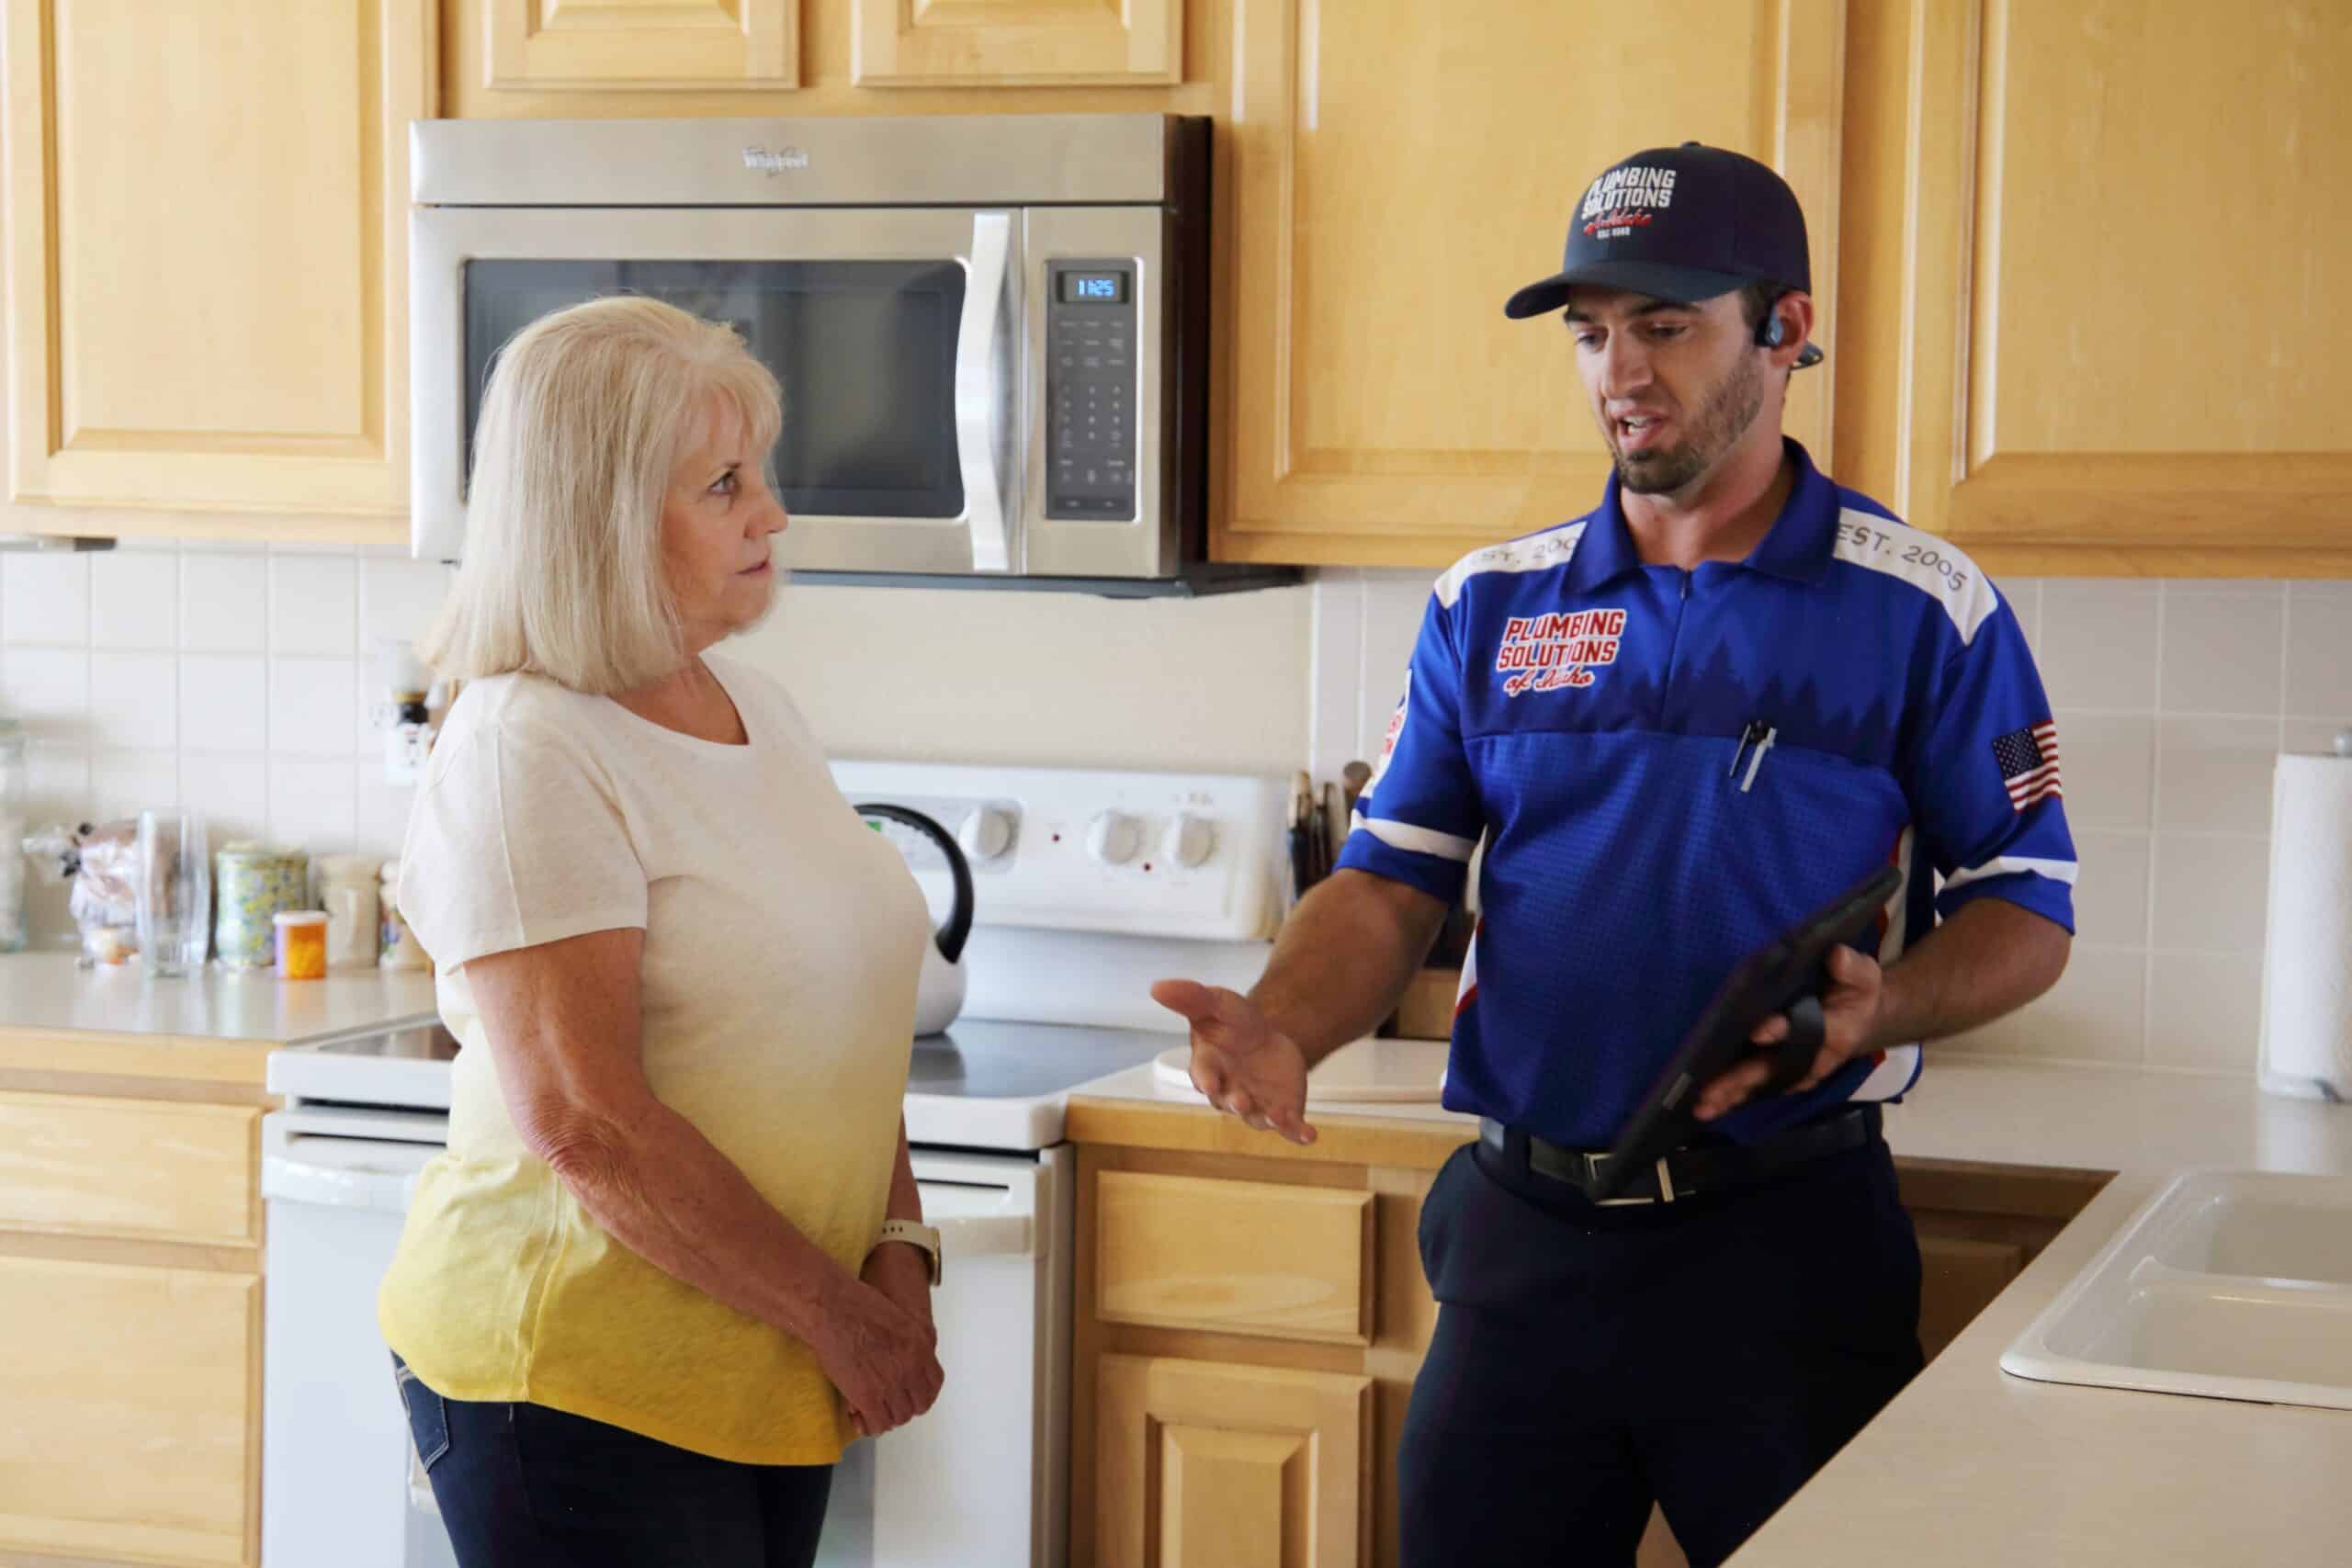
[2140,582,2167,1064]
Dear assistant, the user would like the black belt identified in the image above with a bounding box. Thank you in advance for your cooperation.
[1476,1103,1881,1206]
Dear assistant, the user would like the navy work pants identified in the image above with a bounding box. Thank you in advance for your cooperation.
[1397,1128,1923,1567]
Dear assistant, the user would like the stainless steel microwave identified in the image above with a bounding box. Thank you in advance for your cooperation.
[410,114,1288,595]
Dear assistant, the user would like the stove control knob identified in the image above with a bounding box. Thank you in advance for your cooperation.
[957,807,1014,864]
[1085,811,1142,866]
[1160,814,1216,869]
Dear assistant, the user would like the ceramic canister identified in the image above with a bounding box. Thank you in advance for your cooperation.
[213,842,311,969]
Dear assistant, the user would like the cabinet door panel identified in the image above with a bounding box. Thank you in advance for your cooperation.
[1220,0,1845,567]
[1095,1172,1374,1344]
[0,1094,257,1247]
[484,0,797,89]
[1868,0,2352,571]
[852,0,1181,87]
[0,1254,259,1566]
[1096,1354,1369,1568]
[2,0,430,525]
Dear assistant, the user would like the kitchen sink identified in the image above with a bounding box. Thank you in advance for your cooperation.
[2000,1168,2352,1410]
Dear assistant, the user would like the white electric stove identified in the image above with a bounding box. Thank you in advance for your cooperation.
[258,763,1287,1568]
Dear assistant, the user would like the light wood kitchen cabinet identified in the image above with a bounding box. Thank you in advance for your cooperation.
[1094,1170,1374,1343]
[0,0,433,545]
[1069,1103,2112,1568]
[0,1254,259,1567]
[850,0,1181,88]
[482,0,797,91]
[1096,1353,1370,1568]
[1068,1124,1443,1568]
[438,0,2351,574]
[445,0,1219,117]
[1898,1158,2109,1362]
[1834,0,2352,578]
[0,1042,276,1568]
[1214,0,1847,569]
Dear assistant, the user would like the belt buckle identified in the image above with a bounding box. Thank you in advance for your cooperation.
[1583,1153,1677,1205]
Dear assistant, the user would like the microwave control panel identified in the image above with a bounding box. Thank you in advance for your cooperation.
[1045,261,1138,521]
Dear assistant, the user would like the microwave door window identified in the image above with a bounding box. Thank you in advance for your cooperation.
[461,259,967,519]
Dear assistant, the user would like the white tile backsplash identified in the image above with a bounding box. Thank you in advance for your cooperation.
[2154,716,2278,835]
[269,658,361,756]
[2156,586,2284,716]
[2,530,2342,1074]
[89,553,179,650]
[1,544,447,948]
[2038,581,2162,711]
[2284,582,2352,719]
[0,648,90,740]
[0,551,92,647]
[2144,950,2265,1072]
[179,554,270,653]
[2150,832,2271,954]
[2069,830,2152,950]
[268,758,359,855]
[181,655,270,753]
[90,749,180,822]
[179,754,270,846]
[360,558,454,659]
[269,555,359,657]
[89,652,179,750]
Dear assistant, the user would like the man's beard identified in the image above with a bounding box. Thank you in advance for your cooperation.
[1611,354,1766,496]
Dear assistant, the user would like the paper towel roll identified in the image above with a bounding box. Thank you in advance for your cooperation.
[2258,750,2352,1100]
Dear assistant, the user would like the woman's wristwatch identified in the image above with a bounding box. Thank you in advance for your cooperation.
[874,1219,943,1286]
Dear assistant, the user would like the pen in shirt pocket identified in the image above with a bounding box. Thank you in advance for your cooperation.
[1729,720,1777,793]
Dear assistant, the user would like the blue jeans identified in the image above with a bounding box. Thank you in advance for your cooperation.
[1397,1128,1923,1568]
[394,1357,833,1568]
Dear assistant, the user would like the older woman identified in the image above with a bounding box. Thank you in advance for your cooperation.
[381,296,943,1568]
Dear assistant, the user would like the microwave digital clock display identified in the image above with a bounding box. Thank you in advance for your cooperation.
[1057,272,1127,305]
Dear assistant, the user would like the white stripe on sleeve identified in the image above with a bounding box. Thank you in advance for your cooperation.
[1942,855,2078,891]
[1361,817,1479,863]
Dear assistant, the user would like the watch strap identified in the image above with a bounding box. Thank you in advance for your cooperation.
[875,1218,943,1286]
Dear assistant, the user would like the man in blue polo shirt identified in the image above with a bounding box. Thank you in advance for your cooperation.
[1153,142,2075,1567]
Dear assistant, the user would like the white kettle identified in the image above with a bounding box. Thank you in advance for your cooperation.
[855,803,975,1037]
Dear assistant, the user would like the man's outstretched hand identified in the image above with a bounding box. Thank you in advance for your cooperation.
[1148,979,1318,1146]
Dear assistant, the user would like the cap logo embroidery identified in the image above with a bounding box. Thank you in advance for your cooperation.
[1580,165,1676,240]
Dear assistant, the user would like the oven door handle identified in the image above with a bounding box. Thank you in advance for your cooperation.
[933,1210,1033,1258]
[261,1146,431,1213]
[953,209,1020,573]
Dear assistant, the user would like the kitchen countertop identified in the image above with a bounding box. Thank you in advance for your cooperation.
[1730,1159,2352,1565]
[1070,1046,2352,1560]
[1071,1046,2352,1175]
[0,952,438,1086]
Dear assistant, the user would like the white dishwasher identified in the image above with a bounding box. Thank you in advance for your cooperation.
[260,1096,458,1568]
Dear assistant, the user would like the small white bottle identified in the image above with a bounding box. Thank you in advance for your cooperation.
[318,854,382,971]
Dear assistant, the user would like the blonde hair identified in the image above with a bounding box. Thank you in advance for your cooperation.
[423,296,784,694]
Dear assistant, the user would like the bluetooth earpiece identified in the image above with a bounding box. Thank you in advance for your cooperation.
[1755,297,1790,350]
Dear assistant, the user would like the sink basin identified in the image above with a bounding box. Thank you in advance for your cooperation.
[2001,1168,2352,1410]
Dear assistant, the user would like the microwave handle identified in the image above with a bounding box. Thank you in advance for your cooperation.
[954,211,1018,573]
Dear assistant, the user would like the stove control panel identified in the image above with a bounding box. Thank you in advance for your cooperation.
[831,762,1285,942]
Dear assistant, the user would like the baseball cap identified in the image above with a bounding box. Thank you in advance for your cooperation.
[1505,141,1823,367]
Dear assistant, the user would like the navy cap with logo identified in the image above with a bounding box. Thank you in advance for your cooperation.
[1505,141,1823,367]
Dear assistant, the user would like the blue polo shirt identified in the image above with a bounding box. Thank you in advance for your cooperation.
[1338,439,2076,1148]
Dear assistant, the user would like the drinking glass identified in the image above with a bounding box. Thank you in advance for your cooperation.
[135,810,211,976]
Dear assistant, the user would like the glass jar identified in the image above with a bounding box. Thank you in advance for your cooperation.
[0,717,26,953]
[212,842,310,970]
[377,857,430,971]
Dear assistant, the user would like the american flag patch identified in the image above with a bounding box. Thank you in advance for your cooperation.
[1992,720,2062,812]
